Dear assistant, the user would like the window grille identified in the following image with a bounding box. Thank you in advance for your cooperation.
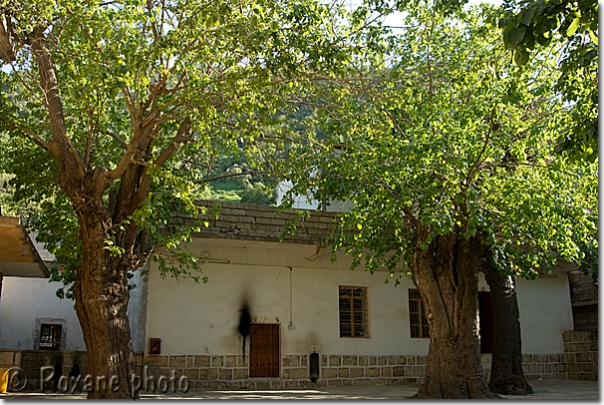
[40,324,62,350]
[339,286,368,337]
[409,289,430,338]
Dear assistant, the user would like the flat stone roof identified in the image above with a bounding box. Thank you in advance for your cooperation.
[186,200,337,246]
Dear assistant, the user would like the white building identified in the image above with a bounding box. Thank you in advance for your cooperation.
[0,204,588,389]
[139,200,576,389]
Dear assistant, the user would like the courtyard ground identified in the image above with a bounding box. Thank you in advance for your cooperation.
[1,380,598,400]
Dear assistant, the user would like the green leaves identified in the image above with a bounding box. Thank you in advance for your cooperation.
[0,0,350,290]
[498,0,598,158]
[518,7,536,25]
[565,17,580,36]
[513,49,529,66]
[505,25,526,47]
[273,4,597,282]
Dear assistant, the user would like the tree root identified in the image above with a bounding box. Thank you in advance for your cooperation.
[489,375,533,395]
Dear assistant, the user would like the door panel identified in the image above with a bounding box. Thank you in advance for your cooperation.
[249,324,279,377]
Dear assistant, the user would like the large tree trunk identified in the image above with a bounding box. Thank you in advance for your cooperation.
[69,159,152,399]
[26,26,187,400]
[72,203,136,399]
[482,255,532,395]
[412,231,496,399]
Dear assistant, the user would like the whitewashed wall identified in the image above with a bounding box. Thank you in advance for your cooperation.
[0,269,148,351]
[276,180,354,213]
[144,238,573,358]
[515,274,574,353]
[0,277,85,350]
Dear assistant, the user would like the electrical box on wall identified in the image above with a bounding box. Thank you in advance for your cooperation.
[149,338,161,354]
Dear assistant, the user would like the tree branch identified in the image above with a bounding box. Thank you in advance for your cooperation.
[107,134,142,183]
[9,124,52,151]
[466,108,495,186]
[153,116,192,168]
[30,29,89,191]
[0,14,16,62]
[107,131,128,150]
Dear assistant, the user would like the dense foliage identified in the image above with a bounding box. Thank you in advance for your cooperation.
[276,3,597,289]
[496,0,598,161]
[0,0,346,290]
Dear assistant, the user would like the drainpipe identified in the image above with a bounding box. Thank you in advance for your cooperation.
[287,267,295,330]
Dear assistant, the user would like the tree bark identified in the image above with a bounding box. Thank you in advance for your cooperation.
[68,155,153,399]
[72,204,136,399]
[8,20,191,400]
[412,231,496,399]
[482,254,532,395]
[29,32,140,399]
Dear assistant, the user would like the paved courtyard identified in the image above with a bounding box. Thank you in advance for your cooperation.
[1,380,598,400]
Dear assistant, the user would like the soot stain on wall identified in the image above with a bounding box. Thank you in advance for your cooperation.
[237,301,251,358]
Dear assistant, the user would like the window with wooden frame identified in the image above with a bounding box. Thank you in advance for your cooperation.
[39,324,62,350]
[339,286,368,337]
[409,289,430,338]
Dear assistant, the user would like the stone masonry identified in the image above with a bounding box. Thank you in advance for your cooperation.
[143,353,425,389]
[562,330,598,380]
[0,343,596,393]
[568,270,598,332]
[141,346,597,389]
[0,350,144,391]
[179,200,337,246]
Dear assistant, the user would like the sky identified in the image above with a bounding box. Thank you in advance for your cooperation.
[379,0,504,30]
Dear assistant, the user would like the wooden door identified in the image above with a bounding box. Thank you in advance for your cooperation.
[249,324,280,377]
[479,292,494,354]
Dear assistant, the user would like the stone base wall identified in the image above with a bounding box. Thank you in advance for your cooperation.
[2,339,595,393]
[144,351,590,389]
[562,330,598,380]
[521,354,567,380]
[0,349,144,391]
[144,354,426,389]
[481,353,567,381]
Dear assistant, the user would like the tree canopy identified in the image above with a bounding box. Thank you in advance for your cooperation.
[0,0,352,398]
[496,0,598,160]
[365,0,598,159]
[274,5,597,397]
[277,4,597,280]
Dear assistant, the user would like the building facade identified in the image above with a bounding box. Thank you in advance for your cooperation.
[139,201,579,388]
[1,203,596,390]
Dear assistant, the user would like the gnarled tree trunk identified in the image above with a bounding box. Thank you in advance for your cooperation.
[72,203,137,399]
[69,152,153,399]
[6,16,192,400]
[412,231,496,399]
[482,253,532,395]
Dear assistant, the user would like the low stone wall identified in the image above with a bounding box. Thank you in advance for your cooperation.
[145,354,425,389]
[144,350,592,389]
[522,354,567,380]
[480,353,567,382]
[562,330,598,380]
[0,349,144,391]
[2,339,595,392]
